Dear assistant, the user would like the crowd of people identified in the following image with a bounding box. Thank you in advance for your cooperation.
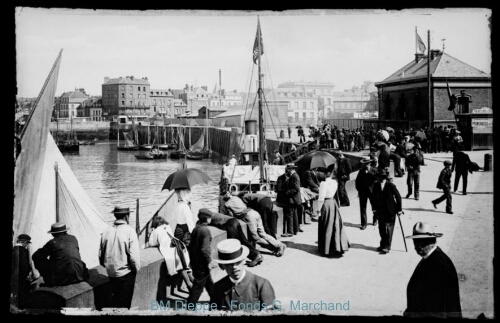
[11,124,473,317]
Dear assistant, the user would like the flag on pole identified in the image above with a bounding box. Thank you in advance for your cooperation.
[447,80,457,111]
[253,20,264,64]
[416,30,426,53]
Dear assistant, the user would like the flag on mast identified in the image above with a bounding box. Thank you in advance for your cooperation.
[447,80,457,111]
[253,19,264,64]
[416,29,426,54]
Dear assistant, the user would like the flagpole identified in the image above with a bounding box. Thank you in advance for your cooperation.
[415,27,417,54]
[257,17,265,184]
[427,30,432,128]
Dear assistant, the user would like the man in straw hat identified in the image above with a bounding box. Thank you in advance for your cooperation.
[371,169,402,254]
[99,206,141,308]
[32,222,89,287]
[404,222,462,318]
[210,239,277,311]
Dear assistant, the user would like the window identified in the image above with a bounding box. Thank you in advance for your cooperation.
[121,86,125,90]
[302,112,306,119]
[121,93,125,98]
[143,87,146,91]
[129,93,133,98]
[295,112,299,121]
[303,102,306,109]
[129,86,133,91]
[130,101,133,106]
[310,102,314,109]
[138,86,141,91]
[310,112,314,119]
[327,98,331,105]
[121,101,125,106]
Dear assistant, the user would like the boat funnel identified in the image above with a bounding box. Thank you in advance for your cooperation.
[245,120,257,135]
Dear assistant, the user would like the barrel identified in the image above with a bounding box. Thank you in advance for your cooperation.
[484,153,492,171]
[245,120,257,135]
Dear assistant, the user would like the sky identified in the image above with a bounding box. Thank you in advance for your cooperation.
[15,7,492,98]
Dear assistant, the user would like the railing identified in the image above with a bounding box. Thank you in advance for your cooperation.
[281,140,318,164]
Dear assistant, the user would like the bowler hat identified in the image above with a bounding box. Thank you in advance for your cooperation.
[17,234,32,243]
[212,239,250,264]
[285,163,297,169]
[444,160,452,166]
[376,169,388,177]
[405,222,443,239]
[48,222,69,234]
[111,206,134,214]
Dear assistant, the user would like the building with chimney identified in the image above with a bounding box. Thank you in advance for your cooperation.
[150,89,175,118]
[101,76,151,120]
[56,89,89,119]
[77,97,103,121]
[375,50,491,149]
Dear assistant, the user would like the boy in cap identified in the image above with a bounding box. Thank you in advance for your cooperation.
[186,208,218,307]
[99,206,141,308]
[32,222,89,287]
[404,222,462,318]
[432,161,453,214]
[210,239,276,311]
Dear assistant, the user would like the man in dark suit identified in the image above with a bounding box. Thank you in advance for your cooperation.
[337,153,352,207]
[452,146,471,195]
[32,222,89,287]
[404,222,462,318]
[405,147,421,200]
[371,169,402,254]
[275,163,302,237]
[355,157,377,230]
[432,160,453,214]
[210,239,276,312]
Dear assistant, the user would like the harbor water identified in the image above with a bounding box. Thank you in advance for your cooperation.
[62,140,223,229]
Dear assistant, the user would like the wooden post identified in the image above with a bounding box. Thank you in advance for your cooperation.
[54,162,59,222]
[136,199,140,237]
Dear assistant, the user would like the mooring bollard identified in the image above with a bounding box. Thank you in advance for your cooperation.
[484,153,492,171]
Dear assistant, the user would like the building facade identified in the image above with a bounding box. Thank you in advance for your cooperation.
[77,97,103,121]
[101,76,150,120]
[150,89,175,118]
[277,81,335,120]
[375,50,491,129]
[274,88,320,124]
[56,89,89,119]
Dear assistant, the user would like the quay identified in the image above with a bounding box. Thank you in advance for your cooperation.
[26,146,494,318]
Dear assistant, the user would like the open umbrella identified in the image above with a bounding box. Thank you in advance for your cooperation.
[413,130,427,141]
[385,126,395,132]
[405,142,415,151]
[297,151,336,170]
[380,130,389,141]
[162,168,212,191]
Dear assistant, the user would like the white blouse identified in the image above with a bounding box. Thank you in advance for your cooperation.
[175,201,195,232]
[317,178,338,211]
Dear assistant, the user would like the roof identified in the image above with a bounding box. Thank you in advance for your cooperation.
[212,105,246,118]
[376,52,490,86]
[103,76,150,85]
[60,90,88,99]
[150,89,174,97]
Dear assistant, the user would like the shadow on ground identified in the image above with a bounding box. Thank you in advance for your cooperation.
[282,241,321,256]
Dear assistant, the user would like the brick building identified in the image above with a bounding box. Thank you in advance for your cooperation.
[101,76,150,120]
[375,50,491,129]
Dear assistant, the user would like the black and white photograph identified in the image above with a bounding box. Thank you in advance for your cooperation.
[12,7,493,318]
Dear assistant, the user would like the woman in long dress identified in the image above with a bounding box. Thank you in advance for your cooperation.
[316,169,350,257]
[148,216,194,290]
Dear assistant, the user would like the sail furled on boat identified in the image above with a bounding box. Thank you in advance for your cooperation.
[14,50,62,243]
[190,132,204,151]
[13,50,108,268]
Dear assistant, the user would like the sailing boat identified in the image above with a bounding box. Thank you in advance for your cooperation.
[139,124,153,150]
[169,125,187,159]
[57,116,79,152]
[117,116,139,150]
[220,18,286,194]
[158,126,171,150]
[13,50,108,289]
[186,128,205,160]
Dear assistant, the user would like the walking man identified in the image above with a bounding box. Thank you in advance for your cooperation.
[404,222,462,318]
[275,163,302,237]
[371,169,403,254]
[432,160,453,214]
[405,147,421,200]
[287,124,292,139]
[452,145,471,195]
[186,209,217,307]
[99,206,141,308]
[32,222,89,287]
[355,157,377,230]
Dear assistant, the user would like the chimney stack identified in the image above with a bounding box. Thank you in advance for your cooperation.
[430,49,442,60]
[414,53,425,63]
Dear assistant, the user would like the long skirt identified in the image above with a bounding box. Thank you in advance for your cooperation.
[318,199,350,256]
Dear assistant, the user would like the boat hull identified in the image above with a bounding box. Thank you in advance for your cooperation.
[170,150,186,159]
[117,145,140,151]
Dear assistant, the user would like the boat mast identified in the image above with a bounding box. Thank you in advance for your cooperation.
[257,17,266,184]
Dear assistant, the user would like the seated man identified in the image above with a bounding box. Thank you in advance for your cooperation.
[225,195,286,258]
[32,222,89,287]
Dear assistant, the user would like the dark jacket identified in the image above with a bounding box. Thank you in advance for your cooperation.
[405,153,421,172]
[210,271,276,311]
[275,172,301,206]
[355,165,377,193]
[377,149,391,170]
[303,169,320,193]
[371,180,402,222]
[395,144,407,159]
[337,158,352,182]
[452,151,471,173]
[437,167,452,190]
[405,247,462,318]
[188,222,212,273]
[32,233,88,287]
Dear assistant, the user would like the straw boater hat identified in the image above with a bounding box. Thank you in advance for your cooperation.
[212,239,250,264]
[405,222,443,239]
[48,222,69,234]
[360,156,372,164]
[285,163,297,169]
